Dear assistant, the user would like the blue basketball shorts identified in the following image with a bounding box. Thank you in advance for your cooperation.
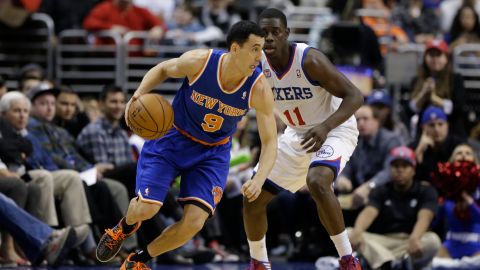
[135,128,231,215]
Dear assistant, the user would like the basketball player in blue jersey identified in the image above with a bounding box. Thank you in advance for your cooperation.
[242,9,364,270]
[95,21,278,270]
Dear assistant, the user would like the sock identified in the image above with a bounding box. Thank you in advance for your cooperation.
[130,248,153,263]
[248,236,269,262]
[330,230,353,257]
[121,217,136,234]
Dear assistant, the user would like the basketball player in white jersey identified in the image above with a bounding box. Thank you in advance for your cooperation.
[241,8,364,270]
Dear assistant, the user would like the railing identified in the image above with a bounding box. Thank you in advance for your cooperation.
[56,29,123,93]
[0,13,54,89]
[453,43,480,117]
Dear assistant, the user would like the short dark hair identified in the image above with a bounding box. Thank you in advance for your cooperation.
[100,84,124,101]
[226,21,265,51]
[258,8,287,28]
[57,85,77,96]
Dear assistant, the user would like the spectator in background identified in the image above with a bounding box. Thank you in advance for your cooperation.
[411,106,465,183]
[366,90,411,143]
[391,0,441,44]
[133,0,176,21]
[361,0,409,55]
[38,0,99,34]
[76,85,137,197]
[82,0,167,47]
[25,84,136,256]
[17,63,44,95]
[0,192,76,267]
[433,144,480,264]
[199,0,241,46]
[409,40,466,138]
[0,158,29,266]
[448,5,480,49]
[349,146,440,270]
[54,86,91,138]
[336,104,403,210]
[0,75,7,98]
[164,3,210,46]
[440,0,480,33]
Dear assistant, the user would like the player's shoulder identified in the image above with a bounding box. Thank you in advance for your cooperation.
[177,48,212,77]
[179,48,211,65]
[302,46,328,67]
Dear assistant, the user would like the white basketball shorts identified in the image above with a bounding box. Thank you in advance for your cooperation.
[255,126,358,193]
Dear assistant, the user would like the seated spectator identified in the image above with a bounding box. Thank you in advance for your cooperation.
[38,0,99,34]
[82,0,167,49]
[411,106,466,183]
[409,40,466,138]
[164,3,209,46]
[349,146,441,270]
[25,84,136,255]
[0,192,76,266]
[440,0,480,33]
[366,89,411,143]
[0,160,28,266]
[133,0,175,21]
[76,85,137,197]
[336,104,403,210]
[0,91,93,263]
[17,63,45,95]
[391,0,440,44]
[448,4,480,49]
[54,86,91,138]
[360,0,409,55]
[198,0,241,46]
[0,75,6,98]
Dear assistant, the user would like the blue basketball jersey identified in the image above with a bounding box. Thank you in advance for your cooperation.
[172,49,263,145]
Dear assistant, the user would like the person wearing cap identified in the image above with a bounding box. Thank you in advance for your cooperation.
[411,105,466,183]
[17,63,45,95]
[348,146,440,270]
[24,85,137,261]
[366,89,411,143]
[409,39,466,138]
[336,104,403,209]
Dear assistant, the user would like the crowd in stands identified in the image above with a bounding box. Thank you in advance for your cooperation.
[2,0,480,270]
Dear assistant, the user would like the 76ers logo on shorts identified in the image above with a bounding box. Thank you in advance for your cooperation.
[316,145,334,158]
[212,186,223,206]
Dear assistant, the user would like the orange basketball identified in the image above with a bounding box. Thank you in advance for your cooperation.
[127,93,174,140]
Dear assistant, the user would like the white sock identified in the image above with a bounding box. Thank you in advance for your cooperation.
[248,236,269,262]
[330,230,353,257]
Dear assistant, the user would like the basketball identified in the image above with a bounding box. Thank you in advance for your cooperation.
[127,93,174,140]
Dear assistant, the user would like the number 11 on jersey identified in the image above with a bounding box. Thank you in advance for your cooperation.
[283,107,305,126]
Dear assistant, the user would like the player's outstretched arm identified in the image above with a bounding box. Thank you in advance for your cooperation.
[241,75,277,202]
[300,49,364,152]
[131,49,210,99]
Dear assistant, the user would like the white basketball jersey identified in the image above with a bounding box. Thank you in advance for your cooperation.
[260,43,357,133]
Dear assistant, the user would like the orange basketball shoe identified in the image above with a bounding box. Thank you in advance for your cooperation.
[120,253,151,270]
[339,255,362,270]
[96,217,141,262]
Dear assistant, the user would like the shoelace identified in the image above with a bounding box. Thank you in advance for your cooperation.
[127,259,149,270]
[105,227,126,249]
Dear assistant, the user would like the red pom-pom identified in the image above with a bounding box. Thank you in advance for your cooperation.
[431,161,480,201]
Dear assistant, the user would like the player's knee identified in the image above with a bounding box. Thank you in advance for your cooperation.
[135,201,161,220]
[307,167,334,194]
[243,195,269,214]
[181,213,206,234]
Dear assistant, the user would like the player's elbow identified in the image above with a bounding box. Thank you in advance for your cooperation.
[350,88,364,110]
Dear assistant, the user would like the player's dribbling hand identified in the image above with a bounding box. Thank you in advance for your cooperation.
[124,95,139,129]
[241,179,262,202]
[301,124,330,153]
